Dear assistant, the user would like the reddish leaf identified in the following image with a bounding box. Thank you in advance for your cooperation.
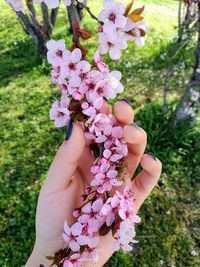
[99,222,112,236]
[78,29,92,40]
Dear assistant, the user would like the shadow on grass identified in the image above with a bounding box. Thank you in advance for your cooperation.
[0,38,42,87]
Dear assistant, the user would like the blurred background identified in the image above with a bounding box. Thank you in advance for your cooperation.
[0,0,200,266]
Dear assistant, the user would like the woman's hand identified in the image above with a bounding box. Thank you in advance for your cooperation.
[25,100,162,267]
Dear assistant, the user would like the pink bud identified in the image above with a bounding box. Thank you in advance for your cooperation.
[73,208,81,218]
[81,102,89,110]
[98,27,103,33]
[85,187,92,194]
[81,194,87,201]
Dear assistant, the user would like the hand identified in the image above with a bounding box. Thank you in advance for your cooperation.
[25,100,162,267]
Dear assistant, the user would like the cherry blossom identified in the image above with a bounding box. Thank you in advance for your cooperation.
[98,0,127,28]
[45,0,148,263]
[78,199,103,234]
[63,0,85,7]
[62,221,89,252]
[123,18,149,47]
[34,0,60,9]
[91,169,123,193]
[49,95,70,127]
[6,0,24,13]
[46,39,69,67]
[94,51,109,73]
[98,31,127,60]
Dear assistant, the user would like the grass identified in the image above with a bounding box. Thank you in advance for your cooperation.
[0,0,200,266]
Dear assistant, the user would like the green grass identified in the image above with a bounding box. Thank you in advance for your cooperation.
[0,0,200,266]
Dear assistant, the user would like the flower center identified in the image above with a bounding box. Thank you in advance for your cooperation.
[69,63,75,70]
[88,83,95,90]
[107,42,114,48]
[56,49,63,57]
[109,12,116,22]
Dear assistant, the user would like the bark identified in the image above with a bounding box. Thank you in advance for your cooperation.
[9,2,60,56]
[171,2,200,128]
[67,4,80,35]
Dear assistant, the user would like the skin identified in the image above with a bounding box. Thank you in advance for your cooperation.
[25,101,162,267]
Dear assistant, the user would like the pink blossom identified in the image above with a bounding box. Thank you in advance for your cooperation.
[7,0,24,13]
[49,95,70,127]
[123,18,149,47]
[34,0,60,9]
[91,169,123,193]
[63,0,85,6]
[62,253,83,267]
[94,51,109,73]
[46,39,69,66]
[98,31,127,60]
[98,0,127,28]
[101,195,120,226]
[62,221,89,252]
[78,199,103,234]
[60,48,82,77]
[113,221,138,252]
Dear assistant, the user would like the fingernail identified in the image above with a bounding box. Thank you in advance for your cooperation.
[66,120,73,140]
[147,152,156,161]
[129,122,142,131]
[120,98,130,104]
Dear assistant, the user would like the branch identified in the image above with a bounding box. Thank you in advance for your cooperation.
[41,2,52,38]
[16,11,39,45]
[67,4,80,45]
[81,2,103,25]
[50,6,59,28]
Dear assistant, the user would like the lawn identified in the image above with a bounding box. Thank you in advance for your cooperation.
[0,0,200,266]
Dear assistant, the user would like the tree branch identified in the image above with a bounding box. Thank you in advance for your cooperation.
[50,6,59,28]
[41,2,52,38]
[80,2,103,25]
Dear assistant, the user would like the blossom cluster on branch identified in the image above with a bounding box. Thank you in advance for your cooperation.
[9,0,148,265]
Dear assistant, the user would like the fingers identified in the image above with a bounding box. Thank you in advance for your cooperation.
[42,123,85,194]
[114,100,134,124]
[132,154,162,211]
[123,123,147,175]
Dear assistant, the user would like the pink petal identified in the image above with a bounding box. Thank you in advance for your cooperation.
[88,237,99,248]
[64,220,71,235]
[103,149,112,159]
[92,199,103,212]
[69,240,80,252]
[71,222,83,236]
[63,260,73,267]
[96,135,107,143]
[72,48,82,63]
[88,218,99,233]
[82,202,92,214]
[76,235,89,246]
[107,170,118,178]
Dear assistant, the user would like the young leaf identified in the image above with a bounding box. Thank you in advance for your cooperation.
[78,29,92,40]
[131,6,145,16]
[124,0,134,16]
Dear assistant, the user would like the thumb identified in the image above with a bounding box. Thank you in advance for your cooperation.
[42,122,85,194]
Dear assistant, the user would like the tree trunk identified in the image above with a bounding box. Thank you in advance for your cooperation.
[171,1,200,128]
[10,2,59,56]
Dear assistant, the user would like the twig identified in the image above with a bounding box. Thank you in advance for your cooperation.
[81,2,104,25]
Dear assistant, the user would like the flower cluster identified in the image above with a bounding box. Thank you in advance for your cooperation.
[47,34,140,265]
[6,0,85,12]
[98,0,149,59]
[45,1,148,266]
